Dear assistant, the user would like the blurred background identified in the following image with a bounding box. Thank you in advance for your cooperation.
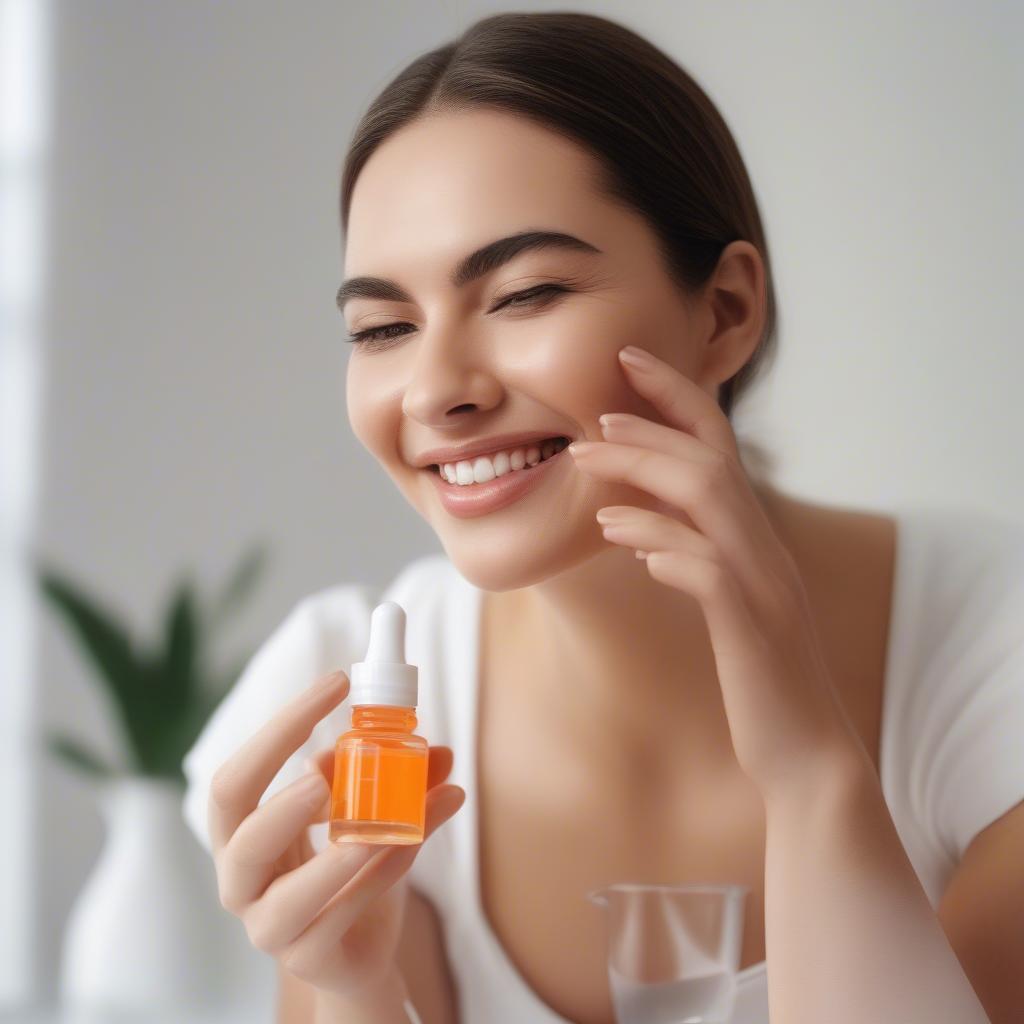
[2,0,1021,1020]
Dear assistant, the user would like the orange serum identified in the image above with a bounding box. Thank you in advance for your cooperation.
[329,601,428,845]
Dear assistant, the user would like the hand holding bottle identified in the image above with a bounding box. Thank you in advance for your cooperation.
[207,669,466,999]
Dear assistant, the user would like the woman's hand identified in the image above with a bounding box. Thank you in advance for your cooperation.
[207,670,466,999]
[567,344,869,802]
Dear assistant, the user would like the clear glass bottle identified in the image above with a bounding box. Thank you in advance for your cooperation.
[329,601,428,845]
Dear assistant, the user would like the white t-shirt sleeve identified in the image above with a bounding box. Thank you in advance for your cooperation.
[181,584,376,855]
[924,517,1024,863]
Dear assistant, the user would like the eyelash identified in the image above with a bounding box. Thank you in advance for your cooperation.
[345,283,570,350]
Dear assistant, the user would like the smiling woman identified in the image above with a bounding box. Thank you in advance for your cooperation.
[180,10,1021,1024]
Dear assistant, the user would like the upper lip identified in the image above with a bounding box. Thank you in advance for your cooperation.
[412,430,572,468]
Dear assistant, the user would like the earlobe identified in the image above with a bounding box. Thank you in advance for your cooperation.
[698,296,764,391]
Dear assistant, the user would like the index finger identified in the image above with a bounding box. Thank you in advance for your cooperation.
[207,670,349,852]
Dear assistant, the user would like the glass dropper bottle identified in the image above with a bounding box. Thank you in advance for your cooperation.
[328,601,428,845]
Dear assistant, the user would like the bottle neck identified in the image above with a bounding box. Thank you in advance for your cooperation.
[351,705,418,731]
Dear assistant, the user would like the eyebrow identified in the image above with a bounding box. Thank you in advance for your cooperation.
[336,229,602,313]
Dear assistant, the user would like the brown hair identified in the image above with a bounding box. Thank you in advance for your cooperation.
[340,10,778,481]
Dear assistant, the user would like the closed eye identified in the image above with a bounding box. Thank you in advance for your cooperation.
[345,283,570,349]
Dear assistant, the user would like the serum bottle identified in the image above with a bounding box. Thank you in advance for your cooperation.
[329,601,428,845]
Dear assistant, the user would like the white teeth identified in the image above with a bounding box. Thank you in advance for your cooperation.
[439,438,568,485]
[471,456,495,484]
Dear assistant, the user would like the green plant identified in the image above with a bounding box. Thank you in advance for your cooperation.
[35,545,269,785]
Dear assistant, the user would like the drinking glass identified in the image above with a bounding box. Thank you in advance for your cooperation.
[586,882,748,1024]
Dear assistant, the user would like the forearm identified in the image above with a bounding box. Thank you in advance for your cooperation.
[762,750,990,1024]
[315,965,419,1024]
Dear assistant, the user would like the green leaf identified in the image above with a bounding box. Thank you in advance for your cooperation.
[118,656,181,775]
[44,732,117,778]
[158,577,200,713]
[34,561,148,768]
[33,551,269,785]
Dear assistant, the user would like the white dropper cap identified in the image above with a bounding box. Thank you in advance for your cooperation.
[349,601,419,708]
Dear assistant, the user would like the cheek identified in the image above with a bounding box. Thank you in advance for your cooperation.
[511,312,656,430]
[345,367,371,448]
[345,363,397,458]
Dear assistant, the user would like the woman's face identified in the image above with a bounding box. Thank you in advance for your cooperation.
[342,109,743,592]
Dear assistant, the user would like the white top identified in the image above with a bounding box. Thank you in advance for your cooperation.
[183,504,1024,1024]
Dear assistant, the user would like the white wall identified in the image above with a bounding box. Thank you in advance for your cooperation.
[14,0,1022,1009]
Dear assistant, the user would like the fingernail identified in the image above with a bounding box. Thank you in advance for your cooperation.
[619,345,657,368]
[598,413,632,430]
[635,549,649,559]
[567,441,596,457]
[303,757,319,775]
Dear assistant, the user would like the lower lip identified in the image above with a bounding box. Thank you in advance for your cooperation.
[427,445,570,519]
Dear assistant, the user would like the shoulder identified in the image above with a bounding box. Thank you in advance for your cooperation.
[883,503,1024,643]
[777,493,1024,673]
[873,505,1024,863]
[787,492,896,538]
[764,487,897,619]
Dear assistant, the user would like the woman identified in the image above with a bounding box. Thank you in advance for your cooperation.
[183,12,1023,1024]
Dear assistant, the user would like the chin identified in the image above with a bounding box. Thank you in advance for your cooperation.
[439,528,609,593]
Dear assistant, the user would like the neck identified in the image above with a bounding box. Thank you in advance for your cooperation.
[490,482,791,769]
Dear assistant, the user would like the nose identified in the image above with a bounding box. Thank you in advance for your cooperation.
[400,326,504,426]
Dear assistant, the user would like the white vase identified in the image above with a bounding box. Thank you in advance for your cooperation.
[60,774,235,1015]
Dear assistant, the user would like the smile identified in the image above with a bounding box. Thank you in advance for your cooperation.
[433,436,569,484]
[427,438,572,519]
